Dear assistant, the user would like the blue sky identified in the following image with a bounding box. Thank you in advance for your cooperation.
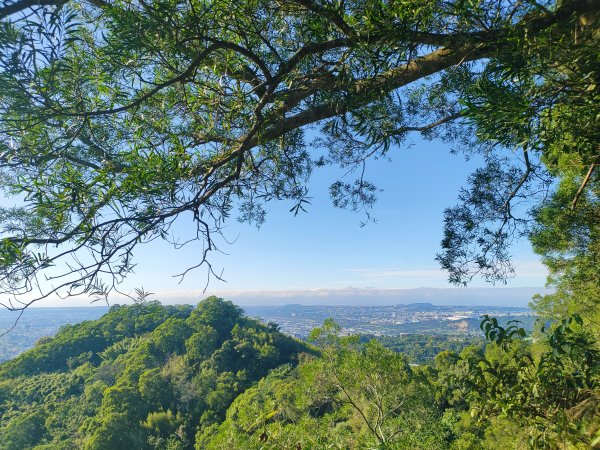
[1,133,548,307]
[118,133,547,305]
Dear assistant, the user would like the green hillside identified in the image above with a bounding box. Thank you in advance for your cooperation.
[0,297,312,449]
[0,299,597,449]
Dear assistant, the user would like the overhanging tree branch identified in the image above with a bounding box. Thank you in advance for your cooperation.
[0,0,65,20]
[0,0,597,310]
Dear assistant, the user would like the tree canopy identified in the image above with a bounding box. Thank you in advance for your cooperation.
[0,297,315,449]
[0,0,598,308]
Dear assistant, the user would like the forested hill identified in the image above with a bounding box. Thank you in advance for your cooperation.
[0,297,313,449]
[0,298,598,449]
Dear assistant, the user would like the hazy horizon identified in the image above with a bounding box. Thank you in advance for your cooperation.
[15,286,544,309]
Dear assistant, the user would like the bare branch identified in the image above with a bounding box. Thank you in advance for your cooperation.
[502,147,533,212]
[571,155,599,210]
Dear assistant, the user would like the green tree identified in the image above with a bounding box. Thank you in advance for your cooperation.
[84,412,148,450]
[0,410,46,450]
[308,321,446,448]
[530,193,600,339]
[187,297,244,342]
[439,315,600,448]
[0,0,597,307]
[139,367,175,411]
[185,326,219,365]
[199,323,448,449]
[141,409,186,449]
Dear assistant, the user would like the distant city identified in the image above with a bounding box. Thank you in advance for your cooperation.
[0,303,536,362]
[244,303,535,338]
[0,307,108,362]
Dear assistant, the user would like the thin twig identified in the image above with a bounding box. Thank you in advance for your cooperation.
[502,147,533,212]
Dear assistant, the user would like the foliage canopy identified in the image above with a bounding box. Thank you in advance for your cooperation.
[0,0,598,308]
[0,297,313,449]
[0,297,597,448]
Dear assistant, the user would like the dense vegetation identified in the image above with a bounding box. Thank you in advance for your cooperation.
[0,297,312,449]
[0,298,597,449]
[0,0,598,306]
[370,334,484,365]
[0,0,599,448]
[199,316,600,449]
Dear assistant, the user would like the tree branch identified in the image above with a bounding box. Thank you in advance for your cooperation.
[502,148,532,212]
[290,0,358,39]
[0,0,110,19]
[260,45,491,144]
[571,155,599,210]
[0,0,65,20]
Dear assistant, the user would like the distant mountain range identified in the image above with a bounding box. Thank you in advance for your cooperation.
[200,286,546,307]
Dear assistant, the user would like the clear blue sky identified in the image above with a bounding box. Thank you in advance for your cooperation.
[1,133,548,307]
[121,134,547,299]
